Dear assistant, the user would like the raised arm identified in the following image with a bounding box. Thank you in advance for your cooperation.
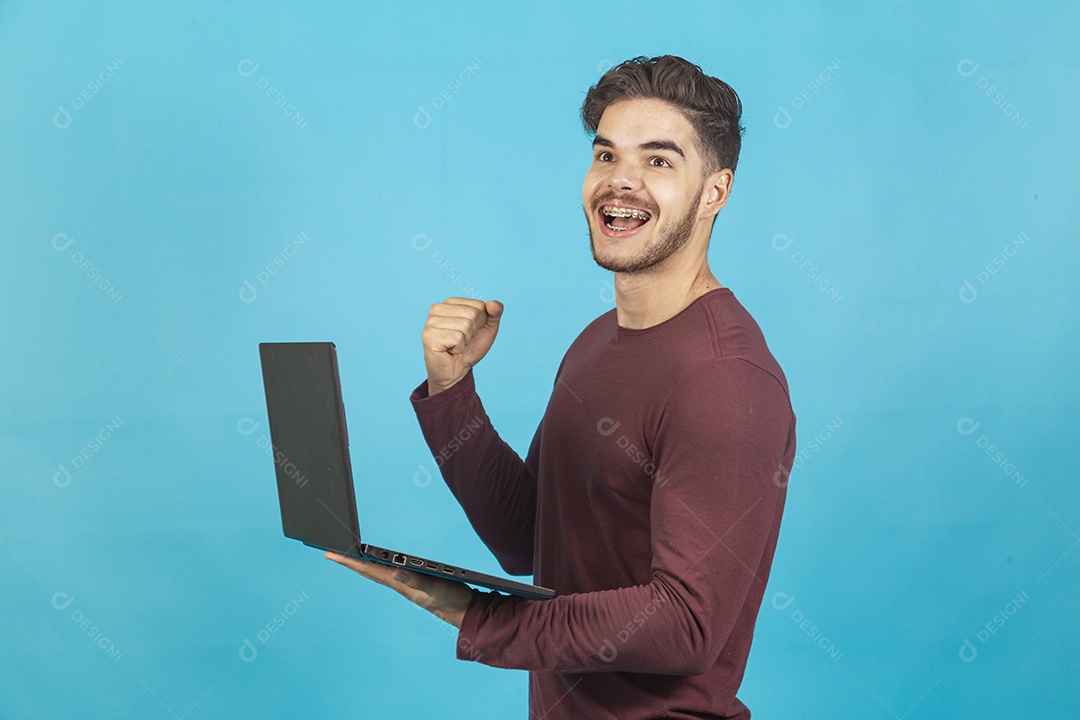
[409,297,537,575]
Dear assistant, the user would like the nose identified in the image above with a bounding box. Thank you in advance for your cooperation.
[605,157,642,193]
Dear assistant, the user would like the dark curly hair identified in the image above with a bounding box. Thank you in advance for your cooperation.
[581,56,745,175]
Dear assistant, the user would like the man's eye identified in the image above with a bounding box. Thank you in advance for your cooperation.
[649,157,671,167]
[596,151,613,162]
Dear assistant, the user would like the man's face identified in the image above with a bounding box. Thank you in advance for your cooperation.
[582,98,711,274]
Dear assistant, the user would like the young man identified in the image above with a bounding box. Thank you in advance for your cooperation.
[327,55,797,719]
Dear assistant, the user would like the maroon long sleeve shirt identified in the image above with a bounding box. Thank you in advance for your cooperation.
[409,287,796,719]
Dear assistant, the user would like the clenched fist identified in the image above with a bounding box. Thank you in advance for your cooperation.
[422,298,503,395]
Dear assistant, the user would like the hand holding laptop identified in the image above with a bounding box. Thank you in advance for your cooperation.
[324,550,474,628]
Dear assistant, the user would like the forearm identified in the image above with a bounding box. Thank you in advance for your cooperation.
[411,369,537,574]
[457,576,728,675]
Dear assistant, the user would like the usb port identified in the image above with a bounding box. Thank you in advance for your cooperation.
[441,565,455,574]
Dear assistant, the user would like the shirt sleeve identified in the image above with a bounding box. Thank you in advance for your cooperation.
[455,357,796,675]
[410,369,539,576]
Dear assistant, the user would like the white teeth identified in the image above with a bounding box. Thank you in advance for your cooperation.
[602,206,651,221]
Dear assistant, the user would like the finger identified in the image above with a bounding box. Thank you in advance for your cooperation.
[422,327,468,354]
[325,552,430,597]
[429,302,482,321]
[428,305,488,341]
[477,301,502,339]
[440,297,487,311]
[325,552,399,586]
[424,315,473,336]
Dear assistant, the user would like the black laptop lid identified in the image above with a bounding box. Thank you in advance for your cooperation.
[258,342,362,555]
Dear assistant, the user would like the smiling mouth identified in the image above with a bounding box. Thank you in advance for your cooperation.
[600,205,652,233]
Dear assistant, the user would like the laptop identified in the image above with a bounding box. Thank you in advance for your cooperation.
[258,341,556,601]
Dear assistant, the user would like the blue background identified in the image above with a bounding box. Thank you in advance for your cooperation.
[2,1,1077,717]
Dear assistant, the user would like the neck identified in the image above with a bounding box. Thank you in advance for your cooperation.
[613,252,722,330]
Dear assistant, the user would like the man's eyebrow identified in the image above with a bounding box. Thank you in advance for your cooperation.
[639,140,685,160]
[591,135,685,161]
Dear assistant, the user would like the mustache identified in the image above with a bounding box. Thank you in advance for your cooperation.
[591,192,659,215]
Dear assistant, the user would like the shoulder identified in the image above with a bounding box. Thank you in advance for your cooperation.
[656,357,795,458]
[696,291,790,397]
[665,356,791,417]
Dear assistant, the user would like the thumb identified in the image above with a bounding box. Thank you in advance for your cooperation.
[484,300,504,331]
[463,300,503,365]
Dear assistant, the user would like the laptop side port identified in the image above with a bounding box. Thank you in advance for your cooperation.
[425,561,438,570]
[408,558,424,567]
[392,554,407,565]
[441,565,455,574]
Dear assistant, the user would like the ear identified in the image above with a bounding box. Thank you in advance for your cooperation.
[699,168,734,221]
